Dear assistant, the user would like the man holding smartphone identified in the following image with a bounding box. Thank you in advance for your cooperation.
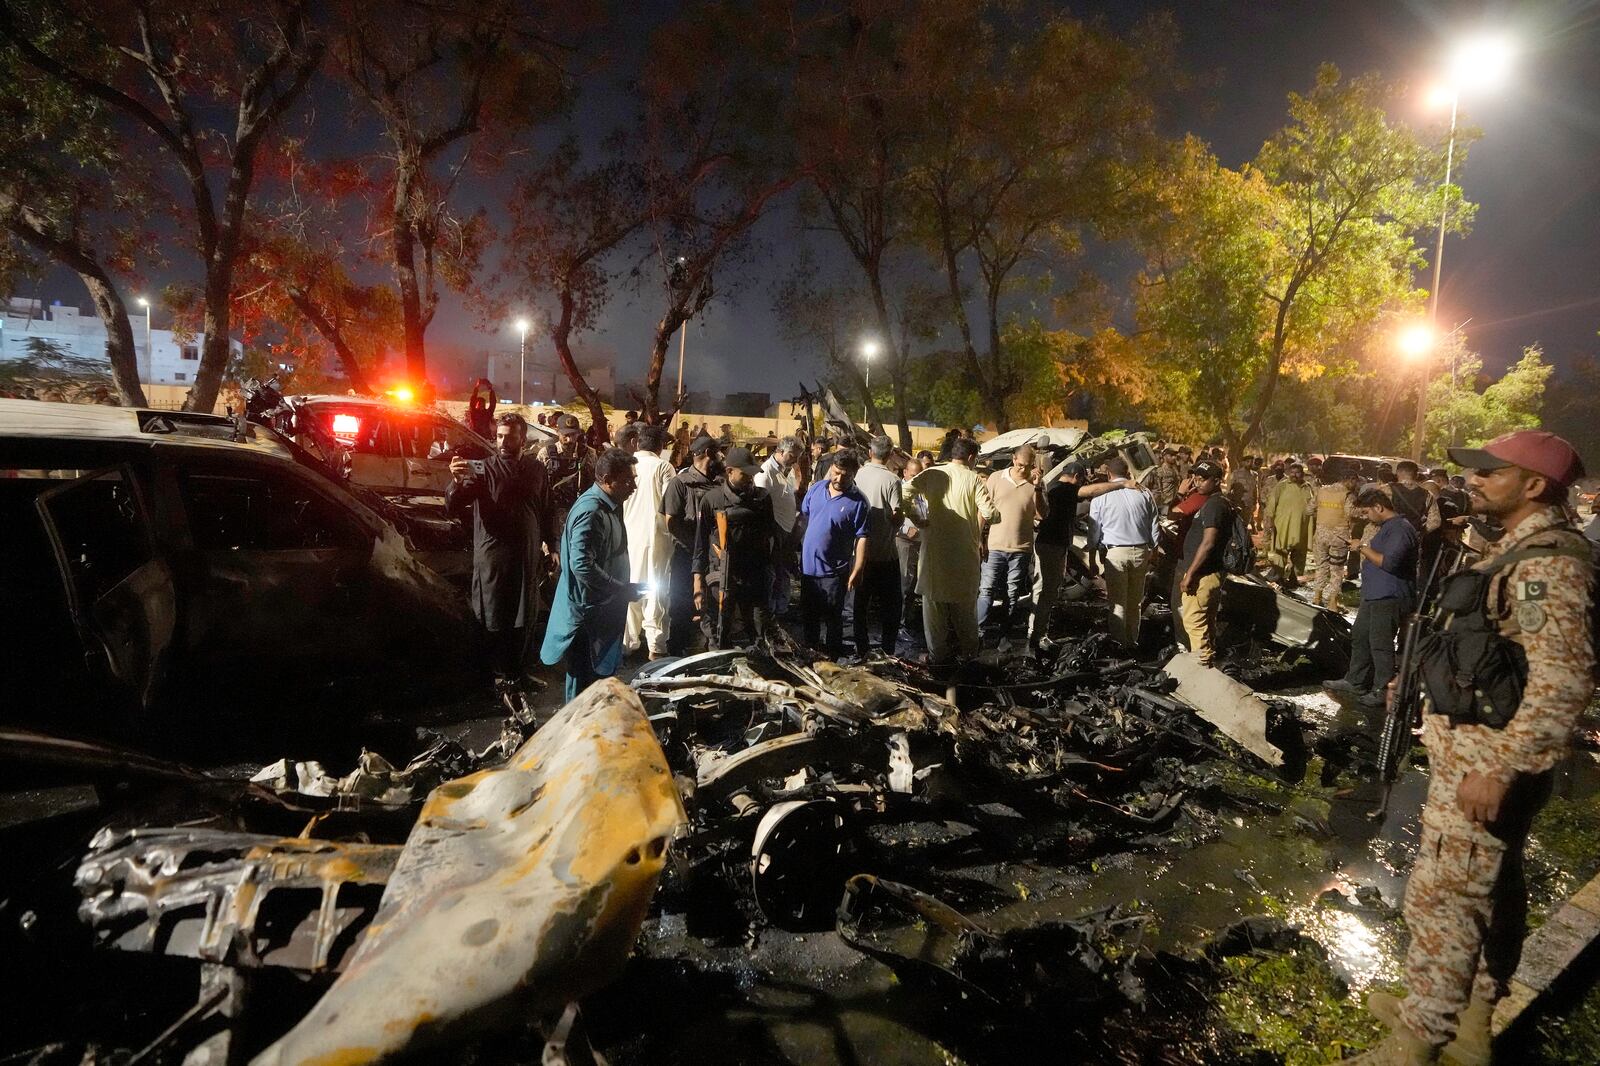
[447,412,552,715]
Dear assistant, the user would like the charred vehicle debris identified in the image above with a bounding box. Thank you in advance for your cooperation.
[4,404,1594,1063]
[6,591,1468,1066]
[0,398,481,741]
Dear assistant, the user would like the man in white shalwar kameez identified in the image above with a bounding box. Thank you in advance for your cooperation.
[624,423,674,657]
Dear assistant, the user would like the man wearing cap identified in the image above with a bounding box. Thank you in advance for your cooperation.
[693,445,779,647]
[1142,449,1182,510]
[1352,431,1594,1066]
[1176,460,1233,666]
[662,435,723,655]
[545,412,597,541]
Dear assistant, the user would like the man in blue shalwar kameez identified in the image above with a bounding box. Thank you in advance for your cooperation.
[540,448,644,701]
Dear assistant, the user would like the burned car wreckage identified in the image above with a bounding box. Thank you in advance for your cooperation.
[1,588,1371,1065]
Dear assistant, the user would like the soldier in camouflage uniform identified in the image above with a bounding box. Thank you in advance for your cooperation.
[1348,431,1595,1066]
[1307,469,1360,609]
[545,412,597,541]
[1143,450,1182,509]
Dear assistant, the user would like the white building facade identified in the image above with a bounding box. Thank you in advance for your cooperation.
[1,297,240,388]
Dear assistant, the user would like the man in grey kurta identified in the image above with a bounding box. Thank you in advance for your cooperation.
[446,413,551,712]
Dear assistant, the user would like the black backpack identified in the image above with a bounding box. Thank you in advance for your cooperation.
[1219,500,1255,575]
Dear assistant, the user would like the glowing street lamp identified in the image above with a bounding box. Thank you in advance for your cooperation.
[860,339,881,423]
[1413,32,1514,461]
[1397,322,1436,360]
[515,317,531,407]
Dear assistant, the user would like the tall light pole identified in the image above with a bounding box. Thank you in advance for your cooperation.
[859,339,880,424]
[515,317,530,407]
[1411,33,1513,462]
[136,296,151,385]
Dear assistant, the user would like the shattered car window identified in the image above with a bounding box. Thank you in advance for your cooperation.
[29,467,152,603]
[179,465,370,552]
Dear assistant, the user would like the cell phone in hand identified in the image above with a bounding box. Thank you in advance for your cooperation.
[469,459,487,476]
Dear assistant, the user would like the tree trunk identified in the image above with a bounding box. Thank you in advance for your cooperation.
[982,283,1009,434]
[552,286,608,430]
[645,306,686,425]
[185,266,234,413]
[79,272,147,407]
[864,273,911,450]
[935,209,996,435]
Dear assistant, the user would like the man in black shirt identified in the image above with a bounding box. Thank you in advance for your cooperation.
[1027,462,1135,650]
[662,435,723,654]
[446,412,551,712]
[1177,460,1232,666]
[692,446,778,647]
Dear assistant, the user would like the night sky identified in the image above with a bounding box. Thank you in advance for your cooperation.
[19,2,1600,404]
[458,0,1600,401]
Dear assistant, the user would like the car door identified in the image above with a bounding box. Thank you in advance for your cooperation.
[171,455,383,682]
[34,465,176,711]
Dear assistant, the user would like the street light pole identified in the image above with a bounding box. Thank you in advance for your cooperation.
[859,339,880,425]
[516,318,530,407]
[1413,91,1459,463]
[676,321,688,410]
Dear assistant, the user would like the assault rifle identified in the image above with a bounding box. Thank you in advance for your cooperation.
[1369,540,1473,819]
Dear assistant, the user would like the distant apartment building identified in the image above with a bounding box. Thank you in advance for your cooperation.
[0,297,240,387]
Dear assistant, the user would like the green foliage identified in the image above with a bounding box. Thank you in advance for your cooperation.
[0,336,115,403]
[1534,974,1600,1065]
[1217,947,1395,1064]
[1407,341,1550,457]
[1135,67,1462,458]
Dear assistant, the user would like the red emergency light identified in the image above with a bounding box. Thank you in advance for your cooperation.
[331,413,362,439]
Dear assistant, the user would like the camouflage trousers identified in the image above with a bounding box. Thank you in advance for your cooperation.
[1305,528,1349,608]
[1399,755,1552,1046]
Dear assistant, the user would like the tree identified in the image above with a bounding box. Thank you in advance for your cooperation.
[0,335,115,402]
[633,2,803,422]
[334,0,576,386]
[0,9,150,404]
[233,149,397,395]
[503,137,651,427]
[789,0,954,448]
[910,11,1172,433]
[2,0,325,412]
[1543,349,1600,474]
[1134,69,1470,463]
[1407,342,1551,458]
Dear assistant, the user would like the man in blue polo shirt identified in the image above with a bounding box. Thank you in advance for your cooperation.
[1324,487,1418,707]
[798,449,871,658]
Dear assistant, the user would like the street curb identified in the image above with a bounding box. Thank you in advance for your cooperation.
[1493,868,1600,1035]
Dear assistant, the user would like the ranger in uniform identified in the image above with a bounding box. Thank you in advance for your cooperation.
[1350,431,1595,1065]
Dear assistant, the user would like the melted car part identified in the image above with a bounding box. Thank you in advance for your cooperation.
[76,827,397,972]
[253,677,685,1065]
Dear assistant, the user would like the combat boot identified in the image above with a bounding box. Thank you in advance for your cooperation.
[1340,1027,1439,1065]
[1439,996,1492,1066]
[1366,991,1492,1066]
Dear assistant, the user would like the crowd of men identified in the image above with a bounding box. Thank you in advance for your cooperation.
[441,404,1596,1066]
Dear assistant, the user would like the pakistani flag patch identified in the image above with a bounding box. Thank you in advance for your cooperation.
[1515,580,1547,601]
